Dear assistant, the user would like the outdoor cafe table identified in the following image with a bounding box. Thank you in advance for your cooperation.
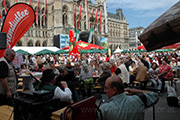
[0,105,13,120]
[18,72,42,91]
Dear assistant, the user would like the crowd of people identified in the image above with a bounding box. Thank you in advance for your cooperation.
[0,48,180,119]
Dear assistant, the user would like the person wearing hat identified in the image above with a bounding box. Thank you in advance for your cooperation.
[35,69,72,102]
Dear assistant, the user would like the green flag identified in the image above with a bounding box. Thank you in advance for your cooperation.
[88,27,94,43]
[75,29,80,42]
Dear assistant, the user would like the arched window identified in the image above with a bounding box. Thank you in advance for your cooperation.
[28,40,33,46]
[42,40,47,46]
[62,5,68,26]
[62,13,67,26]
[35,40,41,46]
[84,22,86,30]
[16,41,22,46]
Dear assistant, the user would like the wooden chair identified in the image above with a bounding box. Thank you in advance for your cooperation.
[60,96,102,120]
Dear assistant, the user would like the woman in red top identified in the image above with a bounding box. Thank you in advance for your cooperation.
[158,58,174,91]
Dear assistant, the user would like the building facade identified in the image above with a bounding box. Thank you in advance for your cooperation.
[108,9,129,50]
[129,26,144,49]
[0,0,129,50]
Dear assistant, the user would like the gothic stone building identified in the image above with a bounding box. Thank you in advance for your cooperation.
[0,0,129,50]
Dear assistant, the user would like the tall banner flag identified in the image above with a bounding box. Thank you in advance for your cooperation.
[69,30,80,62]
[88,27,94,43]
[36,0,39,25]
[94,9,98,30]
[75,29,80,42]
[3,0,7,13]
[74,4,77,29]
[43,0,47,26]
[78,5,82,30]
[0,3,35,58]
[99,11,102,32]
[85,0,89,30]
[104,2,108,33]
[90,8,94,27]
[29,0,32,5]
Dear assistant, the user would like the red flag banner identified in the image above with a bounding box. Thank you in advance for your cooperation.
[92,8,94,16]
[0,14,2,19]
[0,3,35,58]
[78,5,82,30]
[29,0,31,5]
[94,9,98,30]
[74,4,77,29]
[36,0,39,25]
[3,0,7,13]
[99,11,102,32]
[43,0,47,26]
[85,0,89,30]
[69,30,80,62]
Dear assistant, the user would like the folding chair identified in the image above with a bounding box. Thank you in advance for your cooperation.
[61,96,102,120]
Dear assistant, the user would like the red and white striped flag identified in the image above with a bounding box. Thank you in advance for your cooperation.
[78,5,82,30]
[85,0,89,30]
[94,9,98,30]
[29,0,31,5]
[99,11,102,32]
[43,0,47,26]
[3,0,7,13]
[74,4,77,29]
[36,0,40,25]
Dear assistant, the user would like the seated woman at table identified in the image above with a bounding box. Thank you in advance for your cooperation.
[35,69,72,103]
[80,63,94,97]
[158,58,174,91]
[149,62,162,92]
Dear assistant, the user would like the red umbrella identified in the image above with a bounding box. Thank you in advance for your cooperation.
[137,45,146,50]
[62,40,103,50]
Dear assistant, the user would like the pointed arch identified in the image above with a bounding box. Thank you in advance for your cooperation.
[42,40,47,46]
[28,40,33,46]
[35,40,41,46]
[16,40,22,46]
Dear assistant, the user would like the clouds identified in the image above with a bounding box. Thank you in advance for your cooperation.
[107,0,179,11]
[106,0,179,18]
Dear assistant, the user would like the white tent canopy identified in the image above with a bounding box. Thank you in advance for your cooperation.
[113,47,123,53]
[12,46,60,54]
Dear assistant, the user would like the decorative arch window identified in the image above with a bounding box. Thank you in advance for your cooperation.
[42,40,47,46]
[84,22,86,30]
[35,40,41,46]
[31,31,33,37]
[62,13,68,26]
[16,40,22,46]
[28,40,33,46]
[62,5,68,26]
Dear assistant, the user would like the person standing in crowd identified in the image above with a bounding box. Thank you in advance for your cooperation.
[80,63,93,97]
[99,76,159,120]
[115,59,129,87]
[0,49,16,106]
[56,64,79,102]
[35,69,72,102]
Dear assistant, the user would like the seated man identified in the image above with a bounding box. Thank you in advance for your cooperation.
[56,65,79,102]
[35,69,72,102]
[99,76,159,120]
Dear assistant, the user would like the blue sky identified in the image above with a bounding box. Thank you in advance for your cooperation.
[92,0,179,28]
